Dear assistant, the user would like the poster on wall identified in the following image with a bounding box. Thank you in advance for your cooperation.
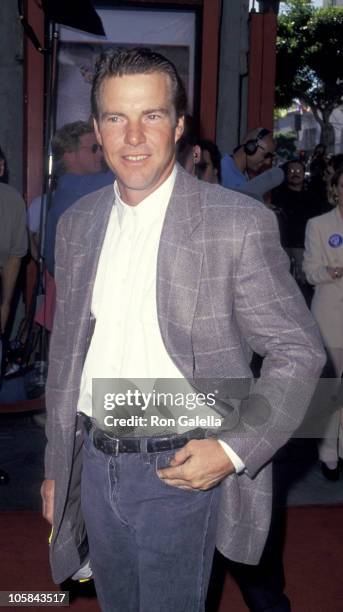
[56,8,197,129]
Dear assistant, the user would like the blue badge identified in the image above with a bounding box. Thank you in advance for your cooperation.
[328,234,343,248]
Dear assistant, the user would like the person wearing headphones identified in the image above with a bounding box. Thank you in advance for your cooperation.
[178,122,283,202]
[221,128,284,201]
[221,127,275,187]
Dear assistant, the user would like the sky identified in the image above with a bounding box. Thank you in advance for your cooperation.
[280,0,322,8]
[249,1,323,9]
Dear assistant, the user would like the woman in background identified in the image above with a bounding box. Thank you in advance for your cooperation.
[303,167,343,480]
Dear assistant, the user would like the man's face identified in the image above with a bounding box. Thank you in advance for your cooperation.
[94,72,184,205]
[71,132,104,175]
[286,162,304,188]
[246,134,275,173]
[198,150,218,184]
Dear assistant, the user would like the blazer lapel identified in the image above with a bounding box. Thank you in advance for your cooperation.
[157,166,203,375]
[68,187,115,358]
[68,171,204,377]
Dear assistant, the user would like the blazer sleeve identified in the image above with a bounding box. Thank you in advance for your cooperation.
[221,207,325,477]
[303,217,336,285]
[44,214,70,479]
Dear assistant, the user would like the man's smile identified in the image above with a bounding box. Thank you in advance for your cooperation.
[122,154,150,162]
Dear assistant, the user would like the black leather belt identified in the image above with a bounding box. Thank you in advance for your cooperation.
[81,414,206,454]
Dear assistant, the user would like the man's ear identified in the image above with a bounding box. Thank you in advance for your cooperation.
[93,117,103,146]
[175,115,184,143]
[193,145,201,165]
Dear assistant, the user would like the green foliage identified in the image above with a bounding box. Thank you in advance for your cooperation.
[276,2,343,114]
[274,131,297,160]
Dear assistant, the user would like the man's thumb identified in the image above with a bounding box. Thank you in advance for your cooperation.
[170,442,193,466]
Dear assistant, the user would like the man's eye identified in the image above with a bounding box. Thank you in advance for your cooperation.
[147,114,160,121]
[108,116,121,123]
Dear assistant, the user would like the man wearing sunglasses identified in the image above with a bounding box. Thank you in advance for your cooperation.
[271,159,326,307]
[44,121,115,276]
[220,127,284,202]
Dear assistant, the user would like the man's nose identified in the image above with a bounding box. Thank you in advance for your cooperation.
[124,121,146,146]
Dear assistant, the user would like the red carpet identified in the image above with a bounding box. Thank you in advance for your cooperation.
[0,507,342,611]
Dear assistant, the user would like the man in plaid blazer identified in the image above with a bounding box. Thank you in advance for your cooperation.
[41,48,325,612]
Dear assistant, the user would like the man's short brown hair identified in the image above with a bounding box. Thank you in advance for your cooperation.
[91,47,188,124]
[52,120,94,174]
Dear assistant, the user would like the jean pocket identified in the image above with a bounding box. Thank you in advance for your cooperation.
[154,450,202,496]
[82,430,99,459]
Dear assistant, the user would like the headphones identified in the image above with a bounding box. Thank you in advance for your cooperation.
[243,128,271,156]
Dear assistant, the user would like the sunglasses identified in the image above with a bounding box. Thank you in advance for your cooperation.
[288,168,303,175]
[79,143,102,154]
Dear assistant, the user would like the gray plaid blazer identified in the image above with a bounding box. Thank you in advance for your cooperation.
[45,165,325,584]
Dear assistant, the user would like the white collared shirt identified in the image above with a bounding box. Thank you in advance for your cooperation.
[77,166,244,471]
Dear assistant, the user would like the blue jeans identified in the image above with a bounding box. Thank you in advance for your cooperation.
[81,431,220,612]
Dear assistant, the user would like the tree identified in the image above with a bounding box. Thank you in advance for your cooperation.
[274,130,297,160]
[275,1,343,150]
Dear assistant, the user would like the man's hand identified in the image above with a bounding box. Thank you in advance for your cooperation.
[41,479,55,525]
[157,439,235,491]
[327,266,343,280]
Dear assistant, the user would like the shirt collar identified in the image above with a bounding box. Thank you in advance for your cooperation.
[114,166,177,228]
